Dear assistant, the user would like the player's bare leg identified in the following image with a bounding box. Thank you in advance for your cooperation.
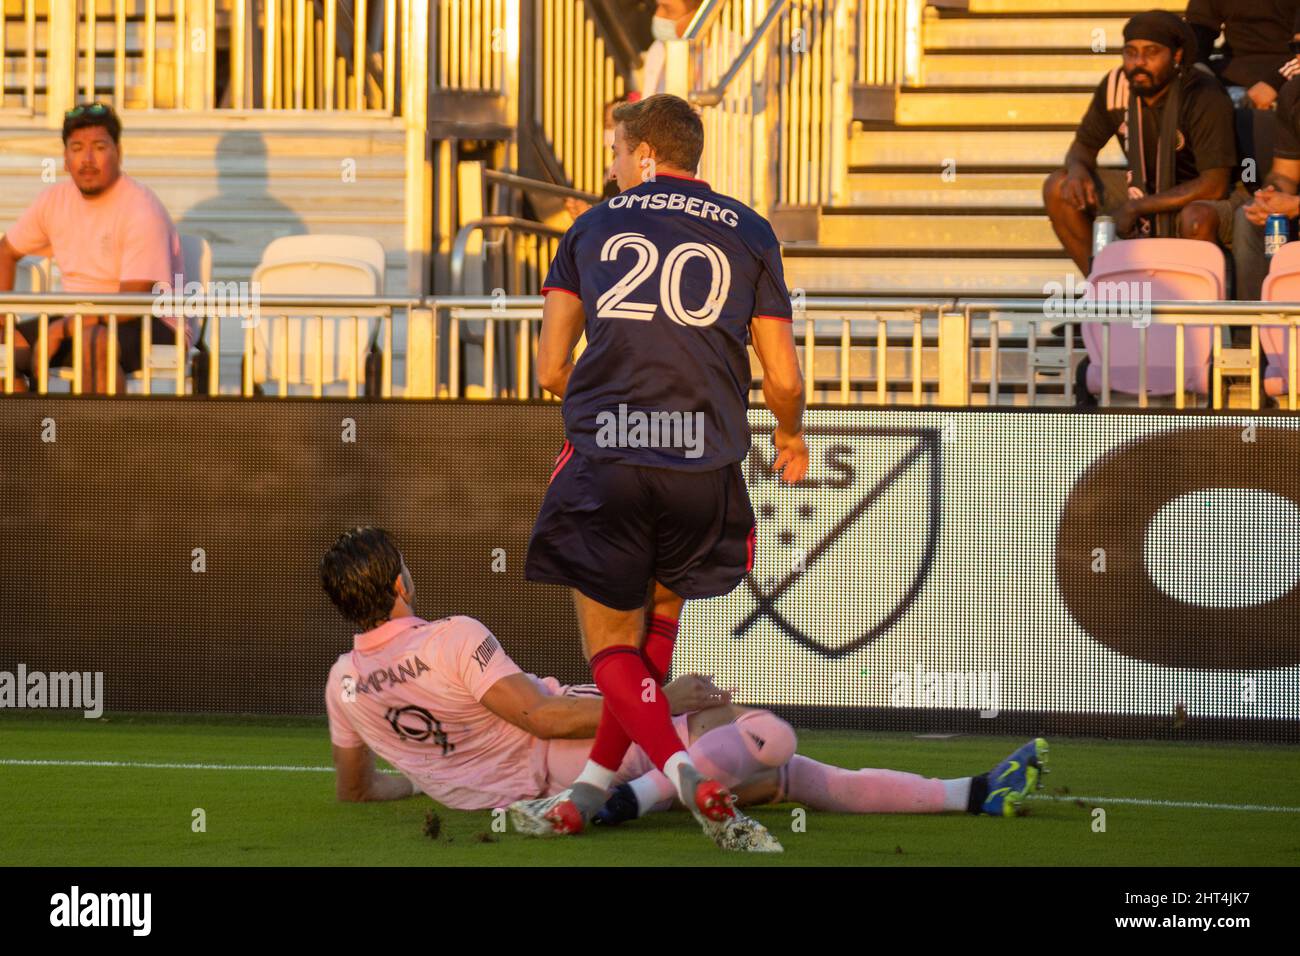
[641,579,684,685]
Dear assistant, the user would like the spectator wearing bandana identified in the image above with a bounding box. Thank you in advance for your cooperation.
[1044,10,1239,274]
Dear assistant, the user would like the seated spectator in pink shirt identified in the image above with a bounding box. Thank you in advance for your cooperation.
[0,103,191,393]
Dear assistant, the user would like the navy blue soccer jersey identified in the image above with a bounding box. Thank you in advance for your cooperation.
[541,172,792,471]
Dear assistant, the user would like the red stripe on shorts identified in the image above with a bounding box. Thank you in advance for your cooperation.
[549,440,575,484]
[746,524,756,572]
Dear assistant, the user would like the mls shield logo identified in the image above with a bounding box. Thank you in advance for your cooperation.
[733,425,941,657]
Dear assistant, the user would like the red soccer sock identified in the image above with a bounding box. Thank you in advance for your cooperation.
[588,699,634,772]
[642,613,679,685]
[590,645,685,771]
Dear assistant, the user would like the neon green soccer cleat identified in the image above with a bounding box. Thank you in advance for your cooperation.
[981,738,1049,817]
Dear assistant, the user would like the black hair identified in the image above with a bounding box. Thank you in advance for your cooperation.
[319,527,405,630]
[62,102,122,146]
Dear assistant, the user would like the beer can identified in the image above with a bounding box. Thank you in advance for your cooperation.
[1266,214,1290,258]
[1092,215,1117,256]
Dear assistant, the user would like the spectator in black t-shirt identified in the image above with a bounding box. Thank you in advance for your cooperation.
[1186,0,1300,109]
[1232,17,1300,299]
[1044,11,1239,274]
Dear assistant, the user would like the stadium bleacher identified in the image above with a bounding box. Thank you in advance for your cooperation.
[0,0,1293,410]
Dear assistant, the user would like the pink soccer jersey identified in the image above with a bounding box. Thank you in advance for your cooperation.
[325,615,550,809]
[325,614,694,808]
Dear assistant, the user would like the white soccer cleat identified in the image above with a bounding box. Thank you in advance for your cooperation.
[508,789,585,836]
[680,764,784,853]
[701,809,785,853]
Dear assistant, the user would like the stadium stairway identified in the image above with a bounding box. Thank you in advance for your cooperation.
[782,0,1184,298]
[772,0,1202,405]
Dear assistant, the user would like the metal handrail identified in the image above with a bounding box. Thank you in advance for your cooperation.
[962,298,1300,321]
[449,216,567,294]
[685,0,732,41]
[0,293,413,398]
[6,293,1297,410]
[484,170,602,204]
[689,0,790,107]
[588,0,647,71]
[0,293,416,310]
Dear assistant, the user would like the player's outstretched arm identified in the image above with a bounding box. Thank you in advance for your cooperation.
[535,289,587,398]
[332,743,420,802]
[480,673,737,741]
[750,317,808,484]
[481,673,604,739]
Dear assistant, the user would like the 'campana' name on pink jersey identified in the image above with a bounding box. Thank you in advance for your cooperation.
[325,615,551,809]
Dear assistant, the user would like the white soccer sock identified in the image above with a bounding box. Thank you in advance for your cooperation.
[941,777,973,812]
[630,772,676,816]
[663,751,697,802]
[573,760,616,793]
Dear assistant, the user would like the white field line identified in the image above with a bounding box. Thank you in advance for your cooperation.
[0,758,334,772]
[1027,793,1300,814]
[3,759,1299,813]
[0,758,400,775]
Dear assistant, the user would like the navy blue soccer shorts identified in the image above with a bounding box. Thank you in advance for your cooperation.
[524,440,756,611]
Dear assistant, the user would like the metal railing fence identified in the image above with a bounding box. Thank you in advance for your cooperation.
[4,292,1296,412]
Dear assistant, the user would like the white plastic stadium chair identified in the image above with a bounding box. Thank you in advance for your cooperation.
[245,234,386,393]
[1083,238,1223,399]
[1260,241,1300,400]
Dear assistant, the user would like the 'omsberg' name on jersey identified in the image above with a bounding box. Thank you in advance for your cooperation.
[606,188,741,227]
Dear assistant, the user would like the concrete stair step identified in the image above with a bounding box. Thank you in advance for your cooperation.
[965,0,1182,12]
[924,15,1132,51]
[818,210,1055,250]
[895,88,1093,125]
[850,126,1124,166]
[782,251,1078,295]
[204,254,409,285]
[162,214,404,254]
[921,51,1115,86]
[846,169,1061,207]
[0,129,406,160]
[157,185,403,212]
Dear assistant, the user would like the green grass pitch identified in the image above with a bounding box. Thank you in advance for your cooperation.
[2,713,1297,866]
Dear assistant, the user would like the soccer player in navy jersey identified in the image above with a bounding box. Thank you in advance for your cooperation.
[509,94,809,851]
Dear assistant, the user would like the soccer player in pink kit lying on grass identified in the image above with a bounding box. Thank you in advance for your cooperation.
[319,527,1048,839]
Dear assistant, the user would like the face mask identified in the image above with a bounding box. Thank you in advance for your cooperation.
[651,15,679,42]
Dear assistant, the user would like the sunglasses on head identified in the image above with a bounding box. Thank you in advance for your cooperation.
[64,103,111,119]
